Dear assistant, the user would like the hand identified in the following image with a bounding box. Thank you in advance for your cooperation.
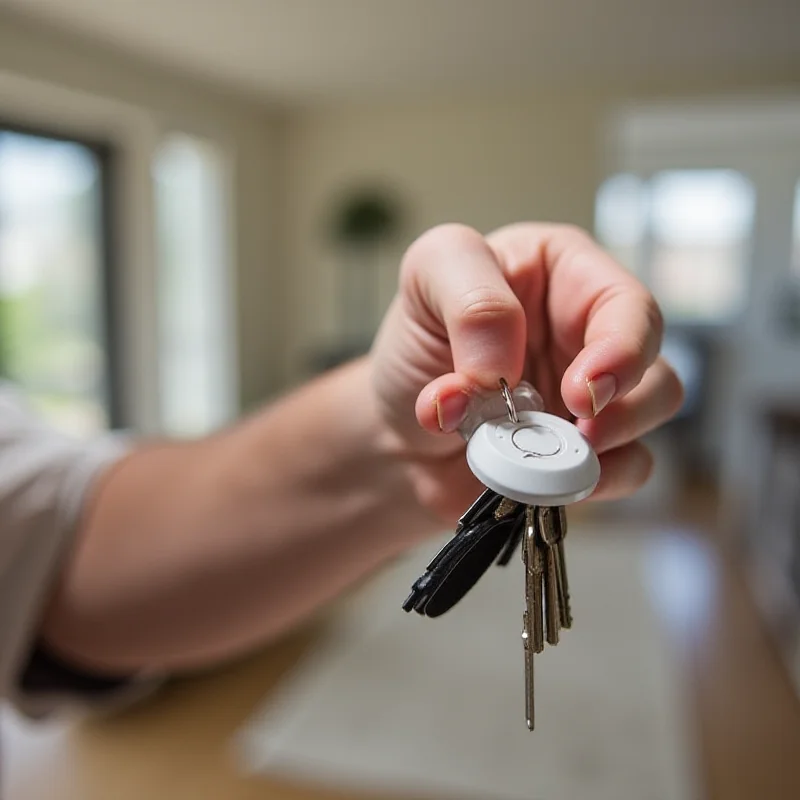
[370,222,683,521]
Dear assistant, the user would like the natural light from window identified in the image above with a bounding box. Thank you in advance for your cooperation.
[0,131,109,435]
[594,173,647,274]
[596,169,755,324]
[649,170,754,323]
[153,134,236,438]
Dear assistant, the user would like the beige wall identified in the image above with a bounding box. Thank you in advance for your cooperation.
[0,11,282,415]
[281,94,601,382]
[280,74,800,385]
[2,8,798,405]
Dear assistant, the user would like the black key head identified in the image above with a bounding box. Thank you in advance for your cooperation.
[402,501,525,617]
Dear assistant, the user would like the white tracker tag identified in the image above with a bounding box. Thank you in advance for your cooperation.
[465,409,600,507]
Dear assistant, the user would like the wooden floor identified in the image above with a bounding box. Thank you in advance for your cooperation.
[650,485,800,800]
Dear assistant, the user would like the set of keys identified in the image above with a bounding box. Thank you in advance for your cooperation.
[403,379,600,731]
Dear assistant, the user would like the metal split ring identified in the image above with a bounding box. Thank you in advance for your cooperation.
[499,378,519,424]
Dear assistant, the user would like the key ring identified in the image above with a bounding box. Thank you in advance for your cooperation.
[499,378,519,424]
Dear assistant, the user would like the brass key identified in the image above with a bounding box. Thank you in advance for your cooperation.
[540,510,561,647]
[539,506,572,629]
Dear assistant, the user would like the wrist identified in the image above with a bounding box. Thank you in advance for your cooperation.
[355,356,445,534]
[232,356,444,545]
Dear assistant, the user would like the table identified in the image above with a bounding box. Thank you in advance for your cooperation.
[4,624,400,800]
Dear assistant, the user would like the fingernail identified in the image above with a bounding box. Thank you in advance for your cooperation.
[436,392,469,433]
[587,374,616,416]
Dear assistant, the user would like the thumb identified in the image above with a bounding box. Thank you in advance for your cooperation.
[401,225,526,384]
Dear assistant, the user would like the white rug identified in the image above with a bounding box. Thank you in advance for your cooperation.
[236,529,697,800]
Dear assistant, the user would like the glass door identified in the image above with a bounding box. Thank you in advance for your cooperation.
[0,125,118,435]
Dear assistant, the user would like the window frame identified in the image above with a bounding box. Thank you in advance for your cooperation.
[0,117,124,428]
[596,166,758,333]
[600,103,800,338]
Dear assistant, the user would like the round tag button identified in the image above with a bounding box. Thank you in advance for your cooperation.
[510,424,563,458]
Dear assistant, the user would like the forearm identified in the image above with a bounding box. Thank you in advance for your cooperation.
[41,358,441,674]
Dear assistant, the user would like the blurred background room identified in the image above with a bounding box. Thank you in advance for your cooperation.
[0,1,799,799]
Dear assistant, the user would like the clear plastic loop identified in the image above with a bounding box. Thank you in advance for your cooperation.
[458,380,545,441]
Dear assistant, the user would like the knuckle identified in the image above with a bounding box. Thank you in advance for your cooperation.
[405,223,482,262]
[644,292,665,343]
[457,287,522,325]
[554,222,593,244]
[610,289,665,371]
[428,222,484,247]
[548,224,596,265]
[399,223,484,289]
[609,332,650,375]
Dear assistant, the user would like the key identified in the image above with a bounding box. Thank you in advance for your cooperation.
[546,505,572,629]
[523,506,545,654]
[522,608,534,730]
[495,509,525,567]
[402,510,520,617]
[402,491,525,617]
[540,510,561,647]
[522,505,541,730]
[456,487,503,533]
[402,378,600,731]
[494,496,519,520]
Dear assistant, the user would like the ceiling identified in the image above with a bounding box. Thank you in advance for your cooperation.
[1,0,799,102]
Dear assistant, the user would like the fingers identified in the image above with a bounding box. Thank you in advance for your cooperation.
[562,282,664,420]
[414,372,473,434]
[577,357,684,454]
[401,224,527,393]
[486,223,664,419]
[589,441,654,501]
[409,452,486,524]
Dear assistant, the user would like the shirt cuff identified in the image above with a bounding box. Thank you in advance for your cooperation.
[15,643,163,719]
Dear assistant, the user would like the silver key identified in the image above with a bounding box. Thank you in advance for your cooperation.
[539,506,572,629]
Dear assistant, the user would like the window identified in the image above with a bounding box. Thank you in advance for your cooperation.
[594,173,647,274]
[153,134,236,437]
[649,170,754,323]
[596,169,755,325]
[0,128,116,435]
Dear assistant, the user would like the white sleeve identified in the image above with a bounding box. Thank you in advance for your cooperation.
[0,383,155,716]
